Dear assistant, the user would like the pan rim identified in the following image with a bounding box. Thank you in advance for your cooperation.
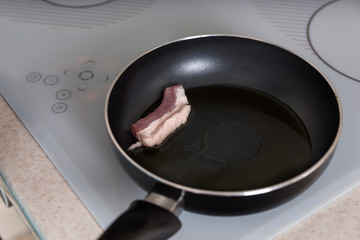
[104,34,343,197]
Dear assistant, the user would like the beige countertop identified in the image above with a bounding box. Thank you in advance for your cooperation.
[0,93,359,240]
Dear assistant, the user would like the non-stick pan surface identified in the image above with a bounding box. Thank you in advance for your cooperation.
[129,84,314,192]
[103,35,341,239]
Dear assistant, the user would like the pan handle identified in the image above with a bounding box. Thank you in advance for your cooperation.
[99,186,184,240]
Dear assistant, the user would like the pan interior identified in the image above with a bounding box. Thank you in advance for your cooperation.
[130,85,313,191]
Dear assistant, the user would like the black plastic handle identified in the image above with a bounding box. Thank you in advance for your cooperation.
[99,200,182,240]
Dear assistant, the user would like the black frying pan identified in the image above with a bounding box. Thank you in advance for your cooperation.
[101,35,342,240]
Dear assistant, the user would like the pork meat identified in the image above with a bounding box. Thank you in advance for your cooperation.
[129,85,191,150]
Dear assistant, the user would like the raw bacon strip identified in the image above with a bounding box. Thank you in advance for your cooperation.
[129,85,191,150]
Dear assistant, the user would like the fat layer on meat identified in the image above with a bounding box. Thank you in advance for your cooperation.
[129,85,191,150]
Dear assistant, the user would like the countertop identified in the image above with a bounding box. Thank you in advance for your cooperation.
[0,93,359,240]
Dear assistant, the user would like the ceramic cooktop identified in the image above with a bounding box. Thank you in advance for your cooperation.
[1,0,359,239]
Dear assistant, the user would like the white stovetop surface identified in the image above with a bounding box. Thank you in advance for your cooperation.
[0,0,359,239]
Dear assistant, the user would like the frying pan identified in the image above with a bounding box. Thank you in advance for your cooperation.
[101,35,342,239]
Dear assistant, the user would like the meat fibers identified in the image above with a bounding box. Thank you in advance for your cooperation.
[129,85,191,150]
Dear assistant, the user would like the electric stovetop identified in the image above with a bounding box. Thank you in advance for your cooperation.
[1,0,359,239]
